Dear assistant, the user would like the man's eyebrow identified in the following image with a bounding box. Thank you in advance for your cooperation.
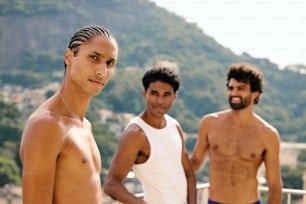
[92,51,117,61]
[91,51,101,56]
[227,83,246,87]
[109,56,117,61]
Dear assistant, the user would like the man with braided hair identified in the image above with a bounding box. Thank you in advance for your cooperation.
[20,25,118,204]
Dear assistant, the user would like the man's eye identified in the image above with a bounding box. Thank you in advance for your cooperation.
[90,55,98,61]
[107,60,115,67]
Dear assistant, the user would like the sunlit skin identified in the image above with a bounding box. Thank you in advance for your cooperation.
[190,78,283,204]
[227,79,252,110]
[67,36,118,98]
[20,34,118,204]
[104,80,197,204]
[142,81,177,125]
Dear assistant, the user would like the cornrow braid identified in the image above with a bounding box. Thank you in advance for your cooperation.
[68,25,112,54]
[64,25,114,69]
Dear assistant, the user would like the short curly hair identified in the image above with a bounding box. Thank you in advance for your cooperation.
[226,63,264,104]
[142,67,180,93]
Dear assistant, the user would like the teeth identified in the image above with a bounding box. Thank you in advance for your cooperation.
[231,97,240,102]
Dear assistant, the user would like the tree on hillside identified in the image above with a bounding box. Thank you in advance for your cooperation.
[0,96,23,186]
[297,149,306,164]
[86,105,118,171]
[281,165,304,202]
[0,155,21,186]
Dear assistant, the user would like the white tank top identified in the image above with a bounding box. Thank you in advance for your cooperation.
[130,114,187,204]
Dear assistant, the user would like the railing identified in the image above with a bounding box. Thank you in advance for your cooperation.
[103,183,306,204]
[257,186,306,204]
[2,183,305,204]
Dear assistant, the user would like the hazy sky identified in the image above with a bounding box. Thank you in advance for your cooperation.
[151,0,306,68]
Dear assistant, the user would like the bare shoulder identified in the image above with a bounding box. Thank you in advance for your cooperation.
[200,110,229,126]
[121,123,144,137]
[256,114,279,133]
[24,108,65,138]
[112,122,149,166]
[20,108,66,161]
[202,110,229,119]
[255,114,281,143]
[119,123,147,146]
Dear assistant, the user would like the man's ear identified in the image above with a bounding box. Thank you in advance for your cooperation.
[252,91,260,104]
[64,48,72,67]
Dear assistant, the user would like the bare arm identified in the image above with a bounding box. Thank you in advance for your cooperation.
[177,125,197,204]
[190,115,210,172]
[103,125,147,204]
[264,128,283,204]
[20,115,63,204]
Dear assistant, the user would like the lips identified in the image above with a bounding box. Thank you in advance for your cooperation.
[89,79,105,86]
[153,105,166,111]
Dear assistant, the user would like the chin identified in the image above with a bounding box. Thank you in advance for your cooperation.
[92,89,103,96]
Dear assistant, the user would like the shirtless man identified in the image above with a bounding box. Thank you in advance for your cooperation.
[190,63,282,204]
[19,25,118,204]
[104,67,196,204]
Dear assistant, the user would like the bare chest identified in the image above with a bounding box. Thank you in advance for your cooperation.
[57,127,101,174]
[208,125,265,161]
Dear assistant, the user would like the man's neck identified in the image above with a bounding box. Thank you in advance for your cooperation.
[140,111,166,129]
[229,108,255,126]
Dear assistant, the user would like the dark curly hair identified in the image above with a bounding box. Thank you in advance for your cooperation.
[226,63,264,104]
[142,67,180,93]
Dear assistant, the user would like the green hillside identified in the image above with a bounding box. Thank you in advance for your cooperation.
[0,0,305,141]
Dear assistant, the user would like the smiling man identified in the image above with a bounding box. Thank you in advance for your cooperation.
[20,25,118,204]
[190,63,283,204]
[104,67,196,204]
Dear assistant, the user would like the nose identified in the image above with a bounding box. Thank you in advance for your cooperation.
[96,63,107,78]
[157,95,164,104]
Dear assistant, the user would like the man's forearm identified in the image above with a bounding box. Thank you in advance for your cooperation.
[187,173,197,204]
[268,188,282,204]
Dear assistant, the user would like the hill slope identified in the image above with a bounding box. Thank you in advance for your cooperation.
[0,0,305,141]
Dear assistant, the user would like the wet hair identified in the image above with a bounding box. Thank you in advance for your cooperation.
[142,67,180,93]
[226,63,264,104]
[64,25,115,68]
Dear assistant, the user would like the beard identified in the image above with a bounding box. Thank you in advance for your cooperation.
[229,96,251,110]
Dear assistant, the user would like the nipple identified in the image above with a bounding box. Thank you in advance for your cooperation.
[213,145,219,150]
[250,152,256,159]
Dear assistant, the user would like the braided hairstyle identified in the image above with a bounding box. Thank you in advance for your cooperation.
[64,25,114,69]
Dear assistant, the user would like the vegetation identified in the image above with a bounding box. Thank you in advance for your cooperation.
[0,0,75,16]
[1,0,305,141]
[0,96,22,186]
[0,0,305,195]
